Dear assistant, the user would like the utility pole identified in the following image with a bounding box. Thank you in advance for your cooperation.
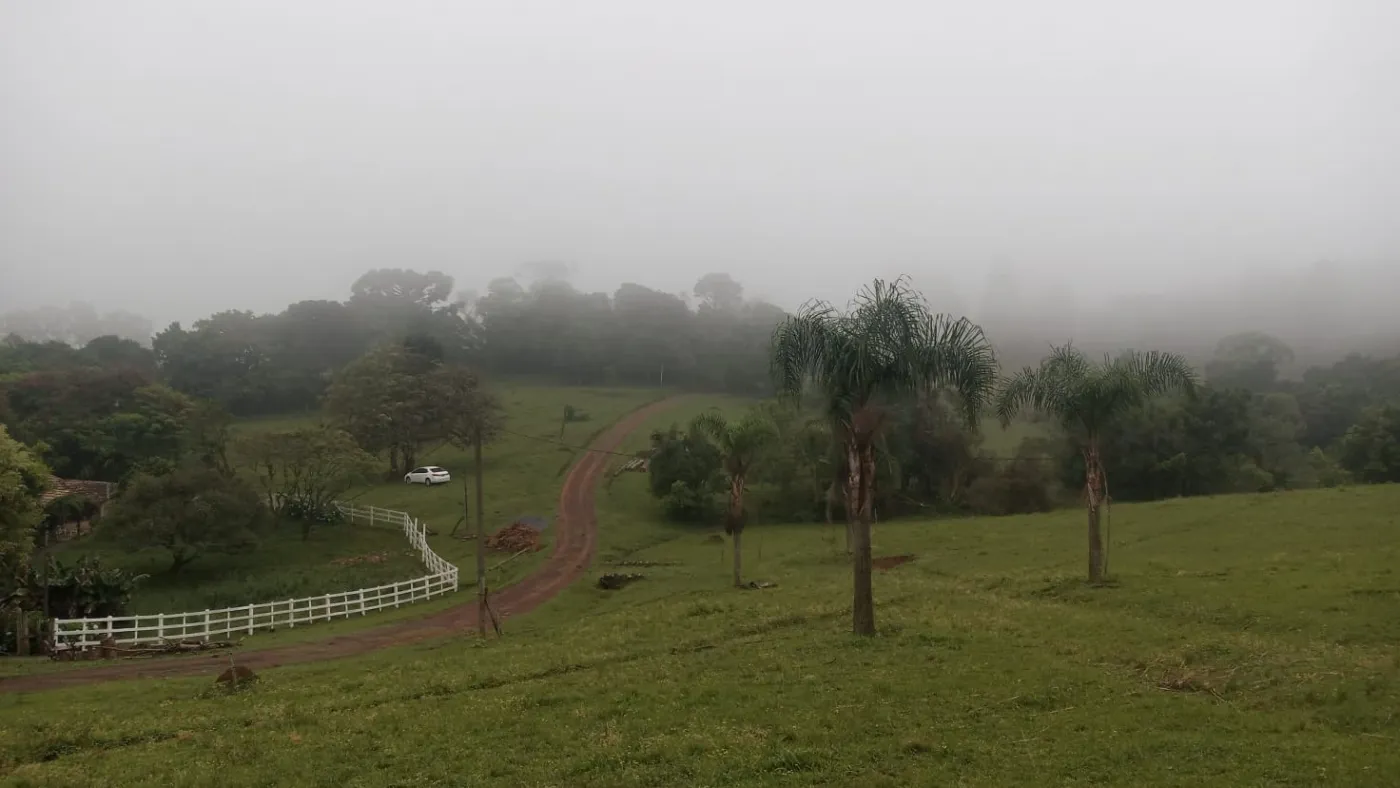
[41,525,50,655]
[474,423,487,637]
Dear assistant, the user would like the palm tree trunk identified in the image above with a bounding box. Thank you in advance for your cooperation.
[1084,442,1106,584]
[732,528,743,588]
[729,474,746,587]
[848,441,876,636]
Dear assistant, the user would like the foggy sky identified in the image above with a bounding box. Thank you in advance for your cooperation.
[2,1,1397,334]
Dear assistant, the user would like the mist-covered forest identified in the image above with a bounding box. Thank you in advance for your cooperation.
[3,266,1399,526]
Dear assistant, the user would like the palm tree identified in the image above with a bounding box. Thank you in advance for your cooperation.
[996,345,1196,584]
[690,408,776,587]
[770,278,999,635]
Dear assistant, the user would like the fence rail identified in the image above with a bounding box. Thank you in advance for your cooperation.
[51,502,459,649]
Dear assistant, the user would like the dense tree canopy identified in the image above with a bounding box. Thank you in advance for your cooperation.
[1339,404,1400,484]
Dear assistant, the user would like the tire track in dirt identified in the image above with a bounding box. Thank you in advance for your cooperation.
[1,397,681,694]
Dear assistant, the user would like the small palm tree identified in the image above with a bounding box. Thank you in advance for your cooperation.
[996,345,1196,584]
[770,278,999,635]
[690,408,776,587]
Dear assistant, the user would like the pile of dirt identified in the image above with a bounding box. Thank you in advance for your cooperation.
[329,551,390,567]
[486,522,544,552]
[598,572,644,590]
[873,554,915,571]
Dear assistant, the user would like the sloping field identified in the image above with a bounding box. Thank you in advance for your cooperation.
[3,482,1398,786]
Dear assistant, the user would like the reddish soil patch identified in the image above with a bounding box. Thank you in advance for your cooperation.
[0,397,682,694]
[873,554,916,571]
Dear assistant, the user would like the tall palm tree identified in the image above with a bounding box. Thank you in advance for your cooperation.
[996,345,1196,584]
[770,278,999,635]
[690,408,776,587]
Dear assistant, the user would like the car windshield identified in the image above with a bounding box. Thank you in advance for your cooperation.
[428,467,445,472]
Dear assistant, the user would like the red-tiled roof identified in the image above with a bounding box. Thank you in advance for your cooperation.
[38,477,115,506]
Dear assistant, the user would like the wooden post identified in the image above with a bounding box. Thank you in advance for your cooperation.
[475,426,487,637]
[15,610,29,656]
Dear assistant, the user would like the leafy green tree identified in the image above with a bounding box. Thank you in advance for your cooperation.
[770,278,999,635]
[152,311,275,415]
[747,401,834,523]
[80,335,157,375]
[693,272,745,312]
[324,343,442,474]
[436,365,504,451]
[646,426,724,521]
[690,409,776,587]
[23,555,146,619]
[0,426,49,607]
[235,426,377,539]
[102,466,268,574]
[325,343,498,475]
[1205,331,1293,392]
[1088,386,1254,501]
[997,345,1196,584]
[1338,404,1400,483]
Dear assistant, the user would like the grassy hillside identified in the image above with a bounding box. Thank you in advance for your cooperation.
[49,384,666,616]
[5,483,1398,786]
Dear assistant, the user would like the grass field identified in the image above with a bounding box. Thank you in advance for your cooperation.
[4,476,1398,785]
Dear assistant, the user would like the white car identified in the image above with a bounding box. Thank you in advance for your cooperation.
[404,466,451,485]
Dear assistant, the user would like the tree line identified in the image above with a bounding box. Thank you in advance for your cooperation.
[140,268,785,417]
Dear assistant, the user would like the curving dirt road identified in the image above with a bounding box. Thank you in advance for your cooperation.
[1,397,678,694]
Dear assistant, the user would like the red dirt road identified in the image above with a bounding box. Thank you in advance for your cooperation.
[1,398,678,694]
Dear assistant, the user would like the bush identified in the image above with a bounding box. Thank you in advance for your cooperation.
[647,425,723,521]
[281,498,348,526]
[964,437,1060,516]
[965,456,1057,516]
[662,480,718,522]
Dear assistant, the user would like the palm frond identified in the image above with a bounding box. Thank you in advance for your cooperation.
[914,314,999,427]
[688,409,730,447]
[769,300,838,401]
[1116,350,1198,398]
[771,277,1002,438]
[995,344,1085,426]
[997,344,1195,434]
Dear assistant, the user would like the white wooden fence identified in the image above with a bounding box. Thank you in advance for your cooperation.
[51,502,459,649]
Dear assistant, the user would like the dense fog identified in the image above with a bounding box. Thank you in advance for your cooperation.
[3,1,1396,367]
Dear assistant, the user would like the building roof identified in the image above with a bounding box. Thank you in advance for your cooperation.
[38,477,115,506]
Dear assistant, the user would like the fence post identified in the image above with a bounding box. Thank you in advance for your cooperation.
[157,612,165,641]
[105,615,113,645]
